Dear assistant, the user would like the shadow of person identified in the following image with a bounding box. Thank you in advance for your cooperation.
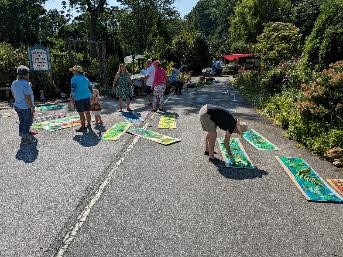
[162,111,180,119]
[210,158,269,180]
[16,142,39,163]
[73,128,101,147]
[94,124,107,138]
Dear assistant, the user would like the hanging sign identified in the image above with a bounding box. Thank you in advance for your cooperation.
[28,45,51,71]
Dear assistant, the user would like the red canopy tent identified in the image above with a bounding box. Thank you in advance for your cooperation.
[223,54,253,61]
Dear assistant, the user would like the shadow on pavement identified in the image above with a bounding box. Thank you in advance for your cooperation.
[16,142,39,163]
[73,128,101,147]
[211,159,269,180]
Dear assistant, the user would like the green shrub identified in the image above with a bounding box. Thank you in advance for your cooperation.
[297,60,343,126]
[287,114,330,145]
[260,68,286,96]
[234,70,263,106]
[262,90,299,129]
[0,43,27,87]
[310,129,343,155]
[302,0,343,71]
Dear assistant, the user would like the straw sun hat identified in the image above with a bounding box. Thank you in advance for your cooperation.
[69,65,84,73]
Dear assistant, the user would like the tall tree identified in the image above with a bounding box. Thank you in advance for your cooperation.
[69,0,107,42]
[186,0,237,55]
[116,0,179,55]
[293,0,322,40]
[229,0,293,52]
[302,0,343,71]
[254,22,301,67]
[0,0,46,46]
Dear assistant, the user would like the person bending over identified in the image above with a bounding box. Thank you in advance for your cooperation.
[199,104,248,163]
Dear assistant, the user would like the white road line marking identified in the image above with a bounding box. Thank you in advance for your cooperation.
[54,94,174,257]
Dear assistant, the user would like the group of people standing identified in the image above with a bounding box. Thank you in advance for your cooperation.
[112,59,168,112]
[11,58,188,144]
[11,64,103,143]
[11,63,247,164]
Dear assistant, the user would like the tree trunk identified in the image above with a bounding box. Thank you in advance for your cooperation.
[89,11,99,58]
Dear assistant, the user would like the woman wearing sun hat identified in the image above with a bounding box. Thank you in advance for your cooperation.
[199,104,248,163]
[69,65,92,132]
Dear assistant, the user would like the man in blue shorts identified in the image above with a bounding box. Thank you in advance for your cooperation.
[70,65,92,132]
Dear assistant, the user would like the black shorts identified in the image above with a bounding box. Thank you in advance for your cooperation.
[75,98,91,112]
[145,86,153,95]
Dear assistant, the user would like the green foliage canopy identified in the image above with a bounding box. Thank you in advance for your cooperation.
[0,0,46,46]
[185,0,237,55]
[0,43,27,86]
[254,22,301,67]
[302,0,343,71]
[229,0,293,52]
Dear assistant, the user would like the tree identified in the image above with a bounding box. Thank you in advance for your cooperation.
[0,43,27,86]
[302,0,343,71]
[116,0,179,55]
[293,0,322,40]
[69,0,107,41]
[255,22,301,67]
[186,0,237,55]
[0,0,46,46]
[229,0,293,52]
[165,30,211,73]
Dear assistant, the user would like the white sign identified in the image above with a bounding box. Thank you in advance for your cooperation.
[29,46,51,71]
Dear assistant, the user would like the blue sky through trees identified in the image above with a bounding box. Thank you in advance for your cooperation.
[44,0,198,18]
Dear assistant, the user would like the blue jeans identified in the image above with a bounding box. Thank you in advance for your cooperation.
[15,107,33,137]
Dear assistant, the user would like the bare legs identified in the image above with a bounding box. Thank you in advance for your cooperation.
[95,115,103,125]
[205,131,217,159]
[79,111,91,127]
[118,98,131,111]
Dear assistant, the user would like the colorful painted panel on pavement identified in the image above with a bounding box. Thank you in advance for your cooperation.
[158,114,176,129]
[32,115,80,131]
[276,156,343,202]
[128,128,180,145]
[218,137,254,169]
[102,122,132,141]
[36,104,65,112]
[243,129,279,151]
[327,179,343,196]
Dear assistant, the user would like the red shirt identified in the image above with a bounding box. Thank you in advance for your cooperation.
[153,66,166,86]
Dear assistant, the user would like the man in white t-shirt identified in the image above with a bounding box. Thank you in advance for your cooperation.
[145,59,155,106]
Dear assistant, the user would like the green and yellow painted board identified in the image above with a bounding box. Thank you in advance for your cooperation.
[218,137,254,169]
[158,114,176,129]
[243,129,279,151]
[102,122,132,141]
[276,156,343,202]
[36,104,65,112]
[128,128,180,145]
[32,115,80,131]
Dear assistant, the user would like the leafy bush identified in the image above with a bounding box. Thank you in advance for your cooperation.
[310,129,343,155]
[260,68,286,96]
[234,70,264,106]
[297,60,343,126]
[0,43,27,87]
[302,0,343,71]
[254,22,301,68]
[262,90,299,129]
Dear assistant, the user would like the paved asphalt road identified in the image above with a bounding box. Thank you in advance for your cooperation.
[1,78,342,257]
